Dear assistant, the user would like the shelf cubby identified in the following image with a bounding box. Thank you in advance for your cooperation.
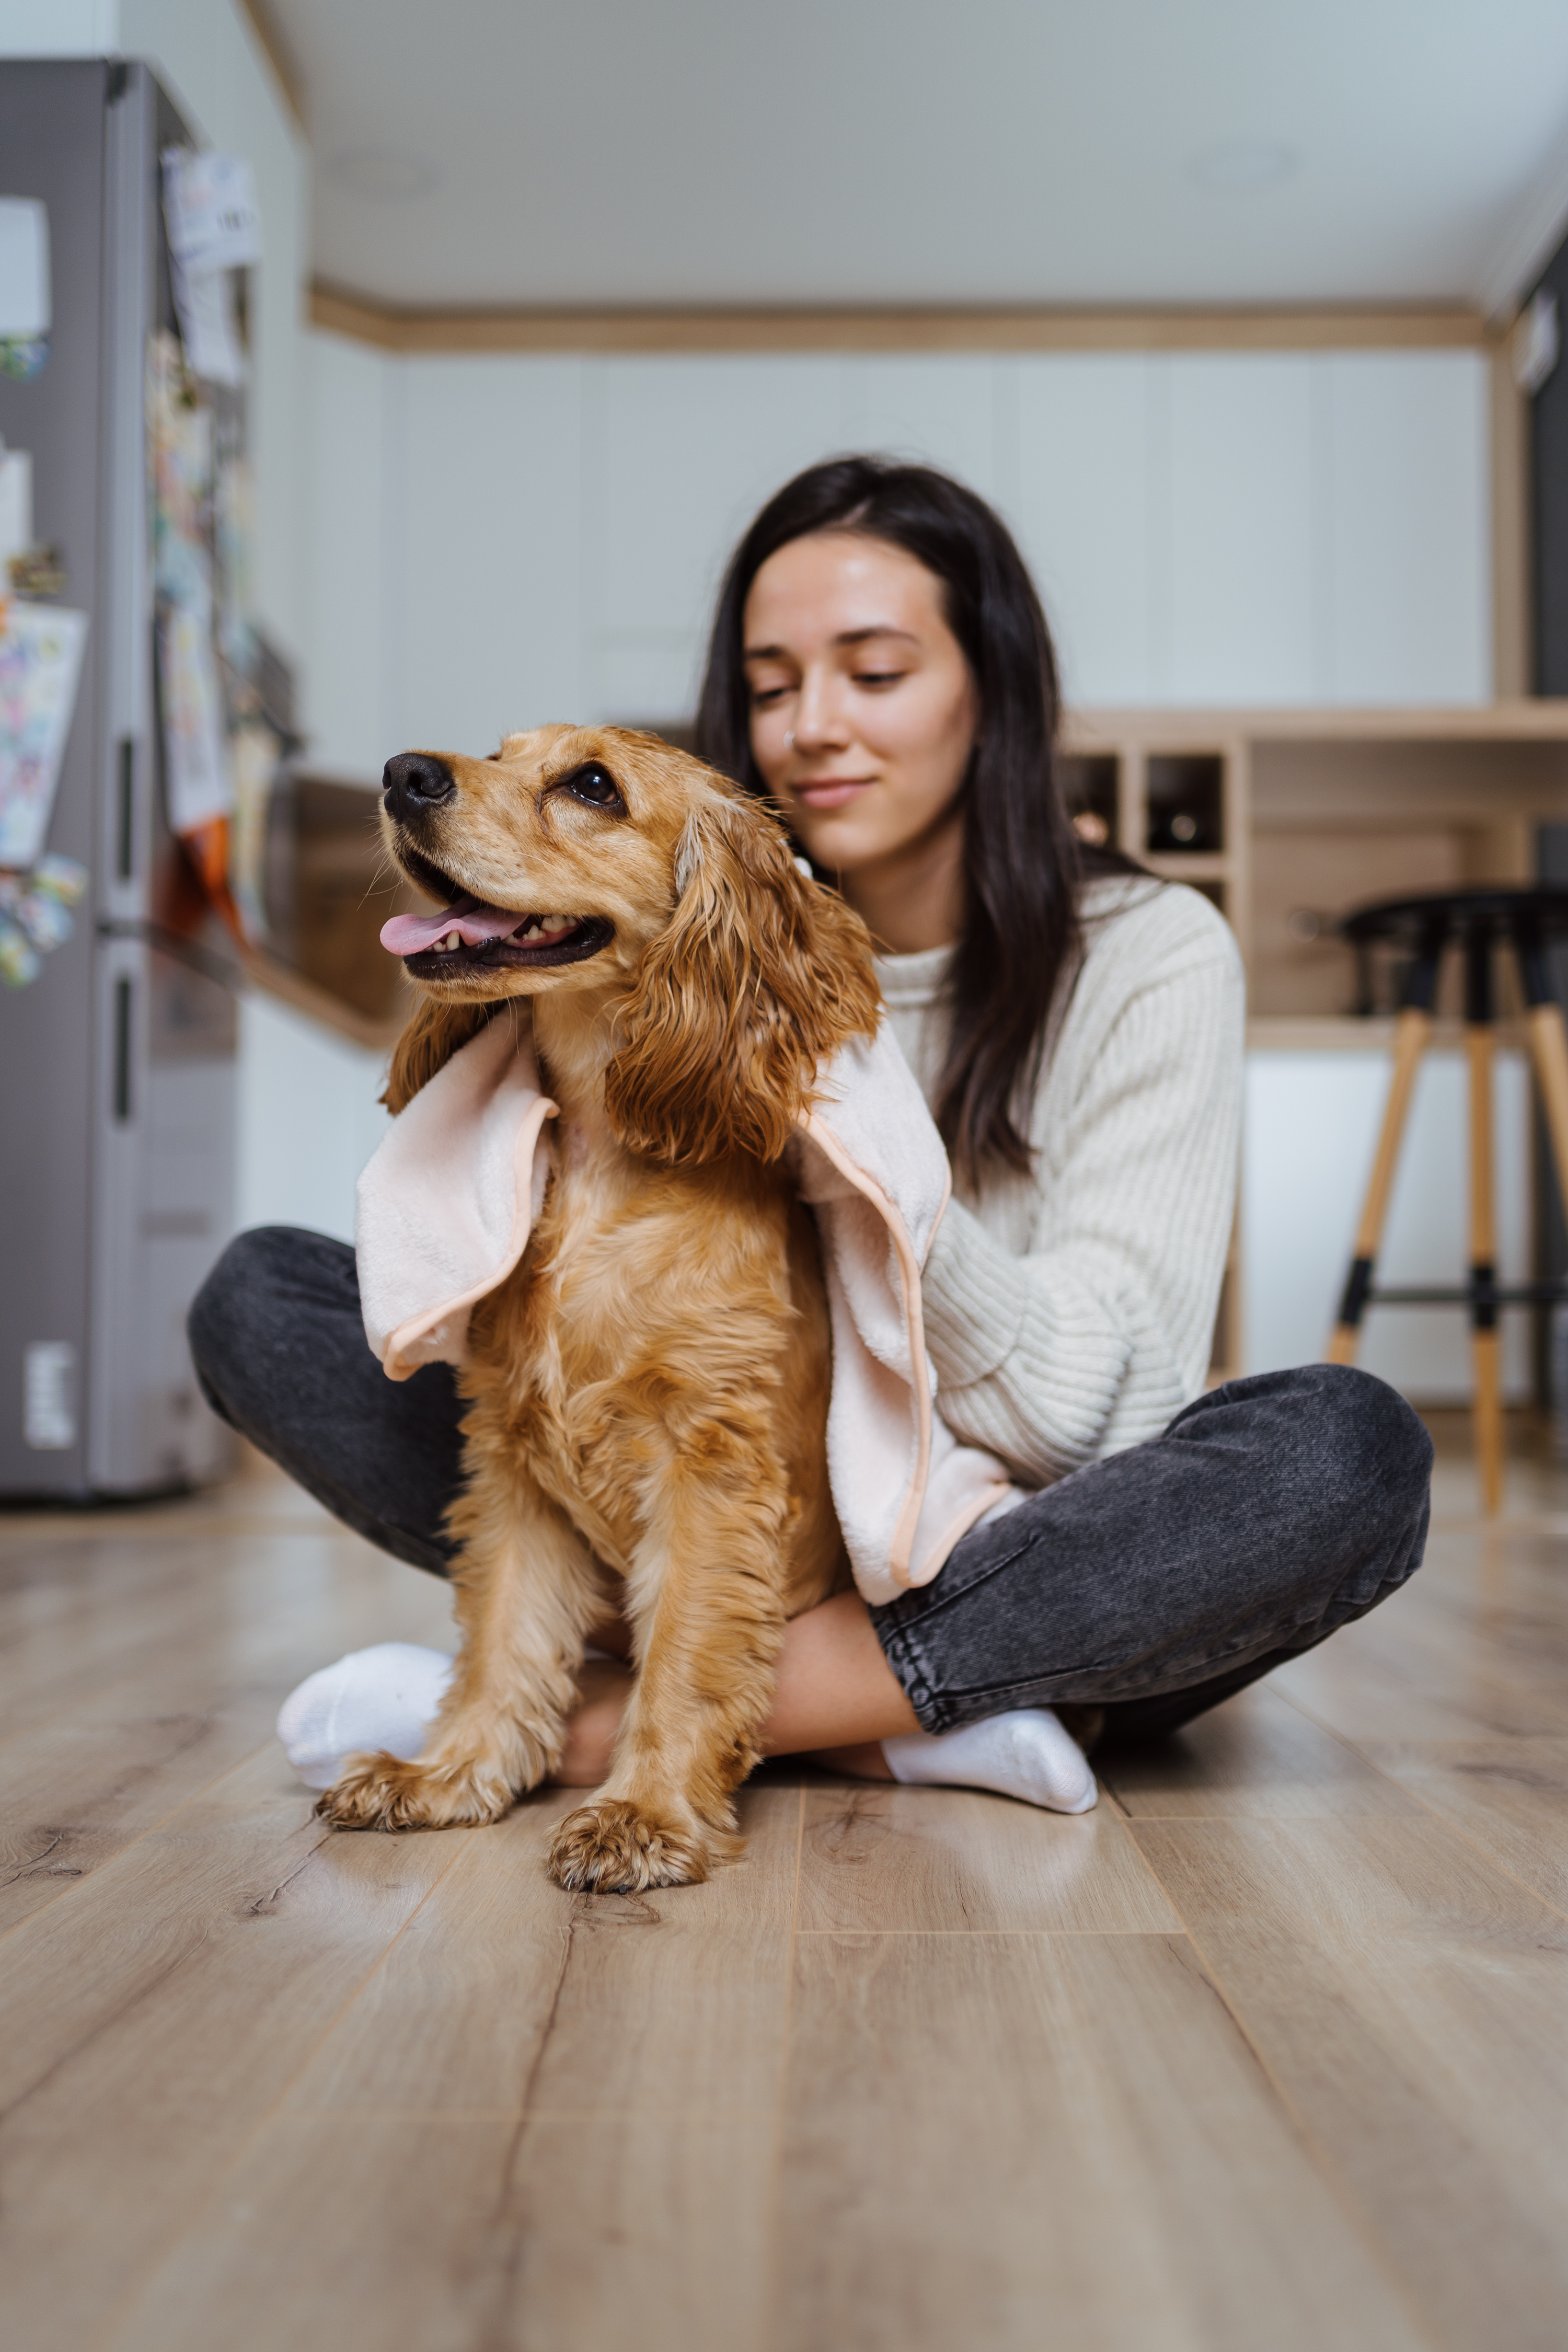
[1058,752,1119,847]
[1146,752,1225,854]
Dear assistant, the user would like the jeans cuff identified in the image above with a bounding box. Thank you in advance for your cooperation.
[872,1613,954,1735]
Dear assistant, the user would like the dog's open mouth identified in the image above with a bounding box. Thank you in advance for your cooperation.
[381,891,614,977]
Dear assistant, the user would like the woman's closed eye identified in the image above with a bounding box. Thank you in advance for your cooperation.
[853,669,908,689]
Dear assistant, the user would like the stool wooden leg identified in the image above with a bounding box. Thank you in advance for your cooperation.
[1327,1007,1432,1364]
[1526,1000,1568,1210]
[1466,1023,1503,1516]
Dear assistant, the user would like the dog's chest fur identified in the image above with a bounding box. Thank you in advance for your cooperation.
[464,1117,829,1583]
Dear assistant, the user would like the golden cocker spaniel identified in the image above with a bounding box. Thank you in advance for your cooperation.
[318,726,880,1890]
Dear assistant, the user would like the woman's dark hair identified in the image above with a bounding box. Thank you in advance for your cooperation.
[696,454,1123,1185]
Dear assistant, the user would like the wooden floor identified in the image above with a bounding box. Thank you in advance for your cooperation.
[3,1427,1566,2352]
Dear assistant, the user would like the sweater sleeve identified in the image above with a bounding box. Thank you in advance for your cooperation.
[919,919,1244,1485]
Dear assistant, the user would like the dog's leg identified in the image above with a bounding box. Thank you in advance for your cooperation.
[547,1437,789,1892]
[319,1457,602,1832]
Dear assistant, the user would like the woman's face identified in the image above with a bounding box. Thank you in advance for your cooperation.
[742,532,978,882]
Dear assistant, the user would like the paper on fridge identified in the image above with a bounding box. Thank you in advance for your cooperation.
[0,602,89,868]
[171,265,243,387]
[0,199,49,380]
[161,153,260,388]
[228,718,278,941]
[158,572,233,833]
[161,152,262,275]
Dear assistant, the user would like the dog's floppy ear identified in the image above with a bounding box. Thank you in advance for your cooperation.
[382,996,493,1115]
[604,790,881,1166]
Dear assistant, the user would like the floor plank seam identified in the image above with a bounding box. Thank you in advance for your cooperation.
[454,1887,583,2347]
[1271,1684,1568,1927]
[1121,1823,1451,2352]
[757,1783,805,2352]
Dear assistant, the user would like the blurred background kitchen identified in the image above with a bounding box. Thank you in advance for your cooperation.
[5,0,1568,1502]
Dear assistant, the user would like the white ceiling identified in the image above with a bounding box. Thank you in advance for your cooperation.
[272,0,1568,314]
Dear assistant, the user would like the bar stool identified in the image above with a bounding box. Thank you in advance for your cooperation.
[1325,888,1568,1513]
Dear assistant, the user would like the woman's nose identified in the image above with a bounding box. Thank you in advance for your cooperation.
[790,678,850,753]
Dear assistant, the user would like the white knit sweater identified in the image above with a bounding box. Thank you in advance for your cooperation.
[878,878,1245,1486]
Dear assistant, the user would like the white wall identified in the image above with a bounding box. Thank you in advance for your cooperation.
[305,341,1493,771]
[235,995,389,1246]
[1244,1048,1532,1403]
[0,1,119,52]
[301,330,391,774]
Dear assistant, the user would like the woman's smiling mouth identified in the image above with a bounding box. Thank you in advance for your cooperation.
[791,776,877,810]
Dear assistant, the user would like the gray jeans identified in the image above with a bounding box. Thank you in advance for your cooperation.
[189,1226,1432,1749]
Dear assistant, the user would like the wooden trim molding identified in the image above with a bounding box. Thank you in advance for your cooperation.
[236,0,307,135]
[1061,701,1568,745]
[309,281,1495,357]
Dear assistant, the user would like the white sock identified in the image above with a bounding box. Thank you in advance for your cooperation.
[882,1708,1098,1814]
[276,1642,455,1790]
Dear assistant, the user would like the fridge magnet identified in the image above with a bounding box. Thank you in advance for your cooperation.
[0,850,87,988]
[6,544,66,599]
[0,440,32,571]
[0,599,89,868]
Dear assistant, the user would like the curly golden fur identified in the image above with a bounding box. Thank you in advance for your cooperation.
[318,726,881,1889]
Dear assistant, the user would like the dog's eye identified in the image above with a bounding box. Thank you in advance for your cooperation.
[562,763,625,812]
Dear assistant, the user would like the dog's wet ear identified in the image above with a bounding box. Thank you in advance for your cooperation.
[604,789,881,1167]
[383,995,493,1114]
[672,814,704,897]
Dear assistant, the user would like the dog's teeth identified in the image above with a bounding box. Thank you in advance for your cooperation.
[521,923,544,941]
[443,931,461,951]
[541,914,572,935]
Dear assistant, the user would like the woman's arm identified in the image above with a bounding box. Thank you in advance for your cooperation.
[920,911,1245,1484]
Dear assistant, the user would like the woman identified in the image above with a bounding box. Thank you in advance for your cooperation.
[191,458,1431,1815]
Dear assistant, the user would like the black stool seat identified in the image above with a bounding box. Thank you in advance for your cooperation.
[1338,885,1568,1022]
[1341,886,1568,959]
[1342,886,1568,937]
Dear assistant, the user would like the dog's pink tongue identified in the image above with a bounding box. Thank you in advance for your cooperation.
[379,895,524,957]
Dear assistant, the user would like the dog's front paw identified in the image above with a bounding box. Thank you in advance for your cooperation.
[317,1749,515,1832]
[548,1796,732,1892]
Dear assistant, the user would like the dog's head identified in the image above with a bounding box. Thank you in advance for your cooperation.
[379,724,881,1165]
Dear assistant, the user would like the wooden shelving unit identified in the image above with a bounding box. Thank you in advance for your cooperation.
[1065,700,1568,1010]
[1060,703,1568,1378]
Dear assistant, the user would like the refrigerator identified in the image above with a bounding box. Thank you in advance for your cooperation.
[0,59,239,1499]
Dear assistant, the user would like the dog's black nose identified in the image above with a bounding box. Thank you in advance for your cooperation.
[383,752,456,820]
